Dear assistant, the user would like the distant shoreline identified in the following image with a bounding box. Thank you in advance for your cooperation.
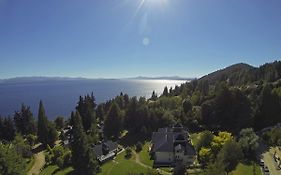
[0,76,193,85]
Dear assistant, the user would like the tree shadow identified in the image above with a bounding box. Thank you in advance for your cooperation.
[32,144,45,154]
[119,132,148,147]
[51,167,60,175]
[256,141,271,158]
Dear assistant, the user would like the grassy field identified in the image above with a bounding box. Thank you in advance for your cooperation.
[138,142,154,167]
[230,162,262,175]
[98,151,152,175]
[159,167,173,173]
[40,165,74,175]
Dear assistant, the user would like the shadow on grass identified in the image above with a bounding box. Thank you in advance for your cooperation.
[119,132,149,147]
[256,141,270,159]
[52,167,60,175]
[32,144,45,154]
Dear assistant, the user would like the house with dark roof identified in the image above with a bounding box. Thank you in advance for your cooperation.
[93,141,118,163]
[150,124,196,167]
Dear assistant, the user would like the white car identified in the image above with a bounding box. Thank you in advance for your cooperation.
[260,159,265,167]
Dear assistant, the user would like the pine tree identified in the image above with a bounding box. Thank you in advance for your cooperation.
[104,102,123,139]
[1,117,15,141]
[37,101,49,145]
[163,86,169,96]
[37,101,57,147]
[150,91,157,101]
[76,94,97,131]
[14,104,36,135]
[71,111,98,175]
[96,104,105,121]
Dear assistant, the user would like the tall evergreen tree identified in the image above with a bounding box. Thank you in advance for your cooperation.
[76,93,97,131]
[254,84,281,129]
[37,101,57,147]
[37,101,49,145]
[163,86,169,96]
[14,104,36,135]
[150,91,158,101]
[54,116,65,130]
[0,116,16,141]
[71,111,98,175]
[96,103,105,121]
[104,102,123,139]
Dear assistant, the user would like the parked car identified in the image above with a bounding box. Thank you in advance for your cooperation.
[260,159,265,167]
[264,166,270,175]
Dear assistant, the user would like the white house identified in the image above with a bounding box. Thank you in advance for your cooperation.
[150,124,196,167]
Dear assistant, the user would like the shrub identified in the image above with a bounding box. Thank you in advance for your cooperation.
[52,146,64,161]
[125,147,132,159]
[26,134,37,146]
[56,157,64,169]
[136,142,143,152]
[63,150,72,167]
[45,153,52,165]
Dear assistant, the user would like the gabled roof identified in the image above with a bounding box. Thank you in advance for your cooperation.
[151,126,195,156]
[93,140,118,157]
[185,143,196,156]
[152,132,174,152]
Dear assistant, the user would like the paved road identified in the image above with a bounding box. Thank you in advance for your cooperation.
[258,142,281,175]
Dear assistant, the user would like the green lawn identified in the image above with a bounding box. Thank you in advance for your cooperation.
[230,162,262,175]
[98,151,152,175]
[138,142,154,167]
[159,167,173,173]
[40,165,74,175]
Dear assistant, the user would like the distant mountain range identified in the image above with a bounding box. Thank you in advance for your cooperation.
[0,76,88,84]
[1,61,280,85]
[129,76,193,81]
[0,76,193,84]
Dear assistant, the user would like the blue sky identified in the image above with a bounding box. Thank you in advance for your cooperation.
[0,0,280,79]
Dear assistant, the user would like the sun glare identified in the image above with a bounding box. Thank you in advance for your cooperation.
[145,0,168,6]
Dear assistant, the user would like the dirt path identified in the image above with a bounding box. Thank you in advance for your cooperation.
[27,145,46,175]
[132,150,171,175]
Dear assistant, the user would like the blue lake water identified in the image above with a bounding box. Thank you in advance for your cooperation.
[0,79,186,119]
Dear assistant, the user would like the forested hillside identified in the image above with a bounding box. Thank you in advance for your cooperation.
[199,61,281,86]
[0,61,280,175]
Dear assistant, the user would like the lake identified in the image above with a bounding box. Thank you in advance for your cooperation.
[0,79,186,119]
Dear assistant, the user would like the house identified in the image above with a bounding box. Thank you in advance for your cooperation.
[93,141,118,163]
[150,124,196,167]
[61,126,73,146]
